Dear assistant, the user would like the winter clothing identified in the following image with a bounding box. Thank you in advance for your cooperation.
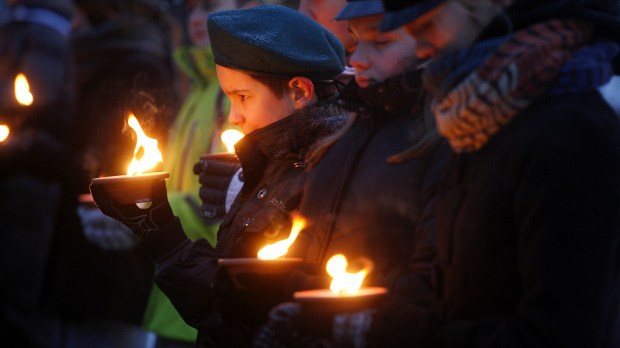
[254,71,449,347]
[132,102,348,347]
[381,0,445,31]
[142,45,234,344]
[208,5,345,80]
[367,14,620,348]
[334,0,384,21]
[0,3,72,345]
[290,71,447,289]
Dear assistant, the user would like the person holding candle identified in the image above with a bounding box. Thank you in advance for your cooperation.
[0,0,74,345]
[275,0,620,346]
[252,0,451,345]
[90,4,349,346]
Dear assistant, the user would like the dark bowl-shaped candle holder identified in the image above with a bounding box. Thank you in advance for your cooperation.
[90,172,169,205]
[218,258,303,291]
[294,287,388,314]
[199,152,238,162]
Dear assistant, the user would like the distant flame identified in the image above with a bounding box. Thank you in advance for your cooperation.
[257,215,306,260]
[0,125,9,142]
[15,74,33,106]
[326,254,370,295]
[221,129,243,153]
[126,114,163,176]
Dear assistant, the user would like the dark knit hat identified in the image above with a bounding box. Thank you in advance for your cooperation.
[334,0,384,21]
[207,5,345,80]
[380,0,445,32]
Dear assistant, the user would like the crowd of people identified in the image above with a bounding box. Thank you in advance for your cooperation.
[1,0,619,347]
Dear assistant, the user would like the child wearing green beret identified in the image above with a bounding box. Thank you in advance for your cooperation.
[90,4,349,347]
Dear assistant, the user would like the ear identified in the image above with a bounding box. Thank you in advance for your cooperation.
[288,77,316,110]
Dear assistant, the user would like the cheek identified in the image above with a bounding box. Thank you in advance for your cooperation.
[379,49,417,78]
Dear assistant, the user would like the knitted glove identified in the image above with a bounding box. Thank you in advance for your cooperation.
[332,309,375,348]
[77,205,139,250]
[193,157,242,222]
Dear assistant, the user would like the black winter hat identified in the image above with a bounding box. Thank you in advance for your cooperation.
[334,0,385,21]
[208,5,345,80]
[380,0,444,32]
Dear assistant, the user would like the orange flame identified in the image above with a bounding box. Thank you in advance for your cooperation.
[257,215,306,260]
[326,254,371,295]
[15,74,33,106]
[0,125,9,142]
[126,114,163,176]
[221,129,243,153]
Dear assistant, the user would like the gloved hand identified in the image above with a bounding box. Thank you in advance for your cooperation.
[77,205,139,250]
[193,156,242,222]
[255,302,375,348]
[89,178,174,240]
[212,265,291,326]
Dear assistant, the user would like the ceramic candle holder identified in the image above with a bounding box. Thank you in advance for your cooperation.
[294,287,388,314]
[90,172,169,205]
[218,258,303,291]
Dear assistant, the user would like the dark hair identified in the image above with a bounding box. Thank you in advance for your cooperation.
[247,73,337,101]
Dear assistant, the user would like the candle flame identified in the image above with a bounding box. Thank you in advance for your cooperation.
[257,215,306,260]
[15,73,33,106]
[0,125,9,142]
[126,114,163,176]
[221,129,243,153]
[326,254,370,295]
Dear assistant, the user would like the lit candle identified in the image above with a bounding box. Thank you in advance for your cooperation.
[221,129,243,154]
[0,125,9,143]
[15,73,33,106]
[293,254,388,313]
[257,215,306,260]
[125,114,163,176]
[90,113,169,208]
[217,215,306,290]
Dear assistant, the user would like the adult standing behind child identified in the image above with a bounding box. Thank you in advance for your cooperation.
[0,0,73,345]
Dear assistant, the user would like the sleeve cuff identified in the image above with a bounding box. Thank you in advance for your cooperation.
[141,217,190,262]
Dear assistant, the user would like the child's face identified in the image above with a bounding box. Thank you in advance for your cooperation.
[216,65,296,135]
[349,14,418,88]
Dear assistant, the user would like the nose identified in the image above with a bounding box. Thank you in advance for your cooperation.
[349,43,370,71]
[228,106,244,127]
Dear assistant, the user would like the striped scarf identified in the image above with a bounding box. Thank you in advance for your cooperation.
[423,19,619,153]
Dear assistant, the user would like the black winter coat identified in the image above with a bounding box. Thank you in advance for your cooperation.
[216,105,346,258]
[288,73,449,298]
[371,92,620,348]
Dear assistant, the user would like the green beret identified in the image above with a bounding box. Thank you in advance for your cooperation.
[207,5,345,80]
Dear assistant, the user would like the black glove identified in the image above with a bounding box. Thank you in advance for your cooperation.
[193,156,242,222]
[89,177,174,240]
[212,265,291,327]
